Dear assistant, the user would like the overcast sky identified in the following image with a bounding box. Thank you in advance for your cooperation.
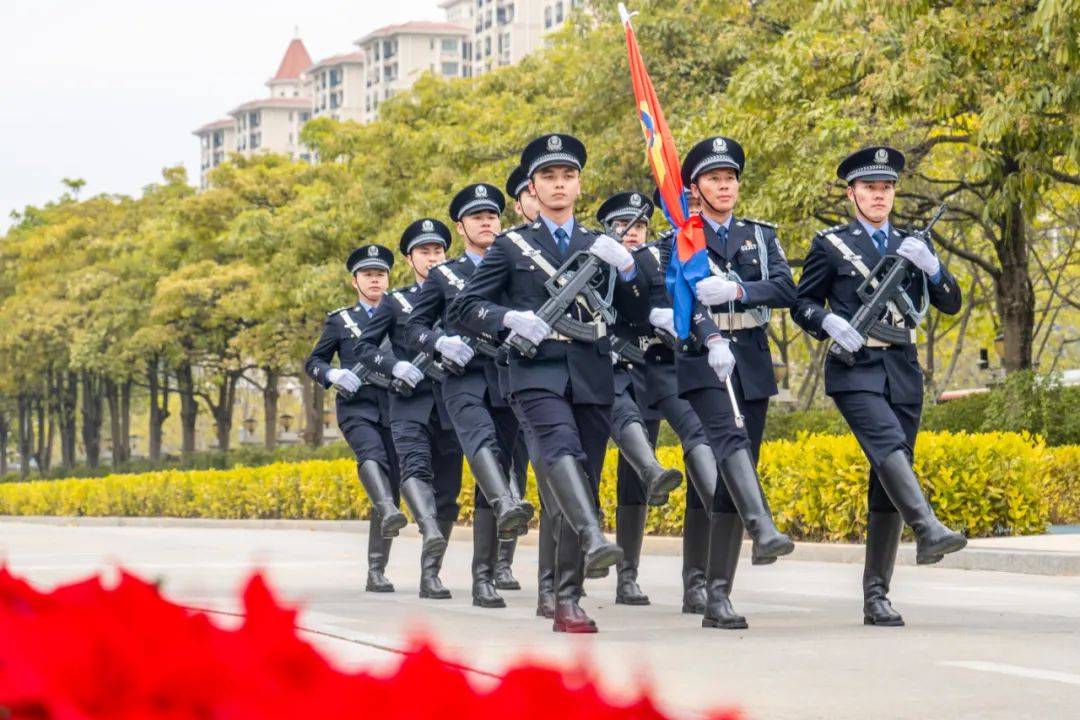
[1,0,444,226]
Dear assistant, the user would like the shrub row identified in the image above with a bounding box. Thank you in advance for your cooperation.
[1,432,1074,540]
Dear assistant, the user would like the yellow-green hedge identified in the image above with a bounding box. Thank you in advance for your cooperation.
[0,433,1075,540]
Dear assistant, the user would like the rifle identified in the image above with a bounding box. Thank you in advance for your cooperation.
[504,203,650,359]
[336,362,393,401]
[828,203,948,367]
[441,334,500,376]
[392,346,449,397]
[611,335,646,365]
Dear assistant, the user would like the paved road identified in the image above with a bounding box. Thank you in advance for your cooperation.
[2,519,1078,719]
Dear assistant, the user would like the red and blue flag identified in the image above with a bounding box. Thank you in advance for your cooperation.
[620,3,708,339]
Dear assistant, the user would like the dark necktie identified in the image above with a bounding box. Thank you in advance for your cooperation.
[716,224,729,255]
[554,227,570,257]
[367,307,374,318]
[872,229,888,256]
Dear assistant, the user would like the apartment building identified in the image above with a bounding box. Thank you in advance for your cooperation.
[354,21,470,123]
[193,119,236,189]
[307,52,367,122]
[441,0,576,76]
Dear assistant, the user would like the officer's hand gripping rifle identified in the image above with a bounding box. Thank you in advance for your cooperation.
[440,334,500,376]
[504,204,650,359]
[828,203,947,367]
[336,362,392,400]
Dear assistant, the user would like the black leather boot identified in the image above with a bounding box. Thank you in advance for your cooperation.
[681,508,709,613]
[616,421,683,506]
[701,513,748,630]
[494,539,521,590]
[545,456,623,575]
[358,461,408,538]
[553,512,597,633]
[877,450,967,564]
[365,512,395,593]
[470,447,533,540]
[719,449,794,564]
[419,519,453,599]
[472,508,505,608]
[615,505,650,605]
[536,509,556,618]
[682,443,718,613]
[401,477,448,556]
[863,511,904,626]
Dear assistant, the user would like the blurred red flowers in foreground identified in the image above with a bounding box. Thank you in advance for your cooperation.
[0,568,739,720]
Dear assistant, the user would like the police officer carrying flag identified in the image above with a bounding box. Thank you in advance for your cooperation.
[355,220,465,600]
[677,135,797,629]
[404,182,534,609]
[305,244,406,593]
[794,146,966,626]
[450,133,642,633]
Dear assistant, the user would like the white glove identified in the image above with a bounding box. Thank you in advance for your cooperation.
[391,361,424,388]
[896,237,940,276]
[648,307,676,337]
[706,337,736,381]
[695,276,741,306]
[588,234,634,271]
[822,313,864,353]
[503,310,551,345]
[435,335,474,366]
[326,368,361,393]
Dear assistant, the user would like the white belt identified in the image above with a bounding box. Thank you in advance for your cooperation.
[709,312,763,331]
[866,329,917,348]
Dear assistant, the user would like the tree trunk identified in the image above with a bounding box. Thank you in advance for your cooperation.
[993,190,1035,372]
[42,399,55,474]
[208,371,240,454]
[105,377,123,467]
[0,410,8,475]
[262,367,279,450]
[147,358,170,461]
[17,394,33,478]
[58,371,78,469]
[175,362,198,458]
[34,396,47,473]
[120,379,132,463]
[299,371,324,447]
[81,371,103,469]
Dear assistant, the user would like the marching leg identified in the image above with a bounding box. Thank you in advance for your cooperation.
[553,511,597,633]
[719,449,794,564]
[615,505,650,605]
[701,512,748,630]
[876,450,966,564]
[357,460,408,538]
[365,511,395,593]
[470,447,532,539]
[545,455,624,575]
[863,511,904,626]
[419,519,454,600]
[401,476,448,556]
[615,421,683,506]
[471,507,506,608]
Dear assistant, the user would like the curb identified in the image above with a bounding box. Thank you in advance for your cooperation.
[3,516,1077,577]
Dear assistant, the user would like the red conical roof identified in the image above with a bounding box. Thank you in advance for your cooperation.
[272,38,312,81]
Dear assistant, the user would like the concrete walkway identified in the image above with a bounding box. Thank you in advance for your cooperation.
[2,517,1079,720]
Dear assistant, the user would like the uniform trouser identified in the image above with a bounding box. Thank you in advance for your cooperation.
[442,378,520,510]
[512,385,612,495]
[653,392,710,510]
[831,390,922,513]
[612,382,650,507]
[684,372,769,514]
[340,415,400,503]
[390,412,463,522]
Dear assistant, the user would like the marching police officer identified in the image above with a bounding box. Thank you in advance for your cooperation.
[500,164,558,617]
[794,146,966,626]
[622,187,721,615]
[450,133,640,632]
[596,190,684,605]
[404,182,534,609]
[677,136,797,629]
[304,244,406,593]
[355,220,465,600]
